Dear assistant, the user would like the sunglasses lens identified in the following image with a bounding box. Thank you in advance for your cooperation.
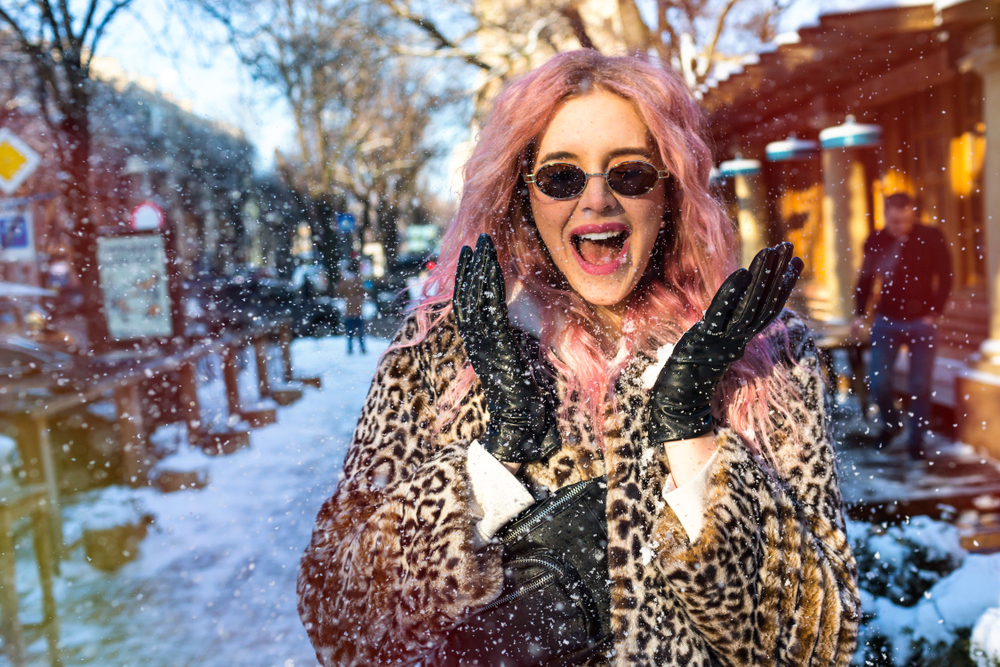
[534,164,587,199]
[607,162,659,196]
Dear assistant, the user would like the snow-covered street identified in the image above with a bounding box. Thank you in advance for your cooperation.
[14,337,387,667]
[5,334,1000,667]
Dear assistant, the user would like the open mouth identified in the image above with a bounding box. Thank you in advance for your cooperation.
[571,225,631,269]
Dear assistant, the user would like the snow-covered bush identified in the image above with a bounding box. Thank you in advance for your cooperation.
[849,517,965,605]
[849,517,1000,667]
[971,600,1000,667]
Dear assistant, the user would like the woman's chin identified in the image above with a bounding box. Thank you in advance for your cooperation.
[569,279,636,310]
[554,266,629,306]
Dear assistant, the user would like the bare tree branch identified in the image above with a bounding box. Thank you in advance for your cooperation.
[655,0,679,62]
[0,6,36,51]
[376,0,492,72]
[559,4,596,50]
[36,0,68,60]
[58,0,77,45]
[702,0,743,82]
[87,0,137,68]
[617,0,651,53]
[80,0,101,40]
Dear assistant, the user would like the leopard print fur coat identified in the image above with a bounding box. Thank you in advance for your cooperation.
[298,309,860,666]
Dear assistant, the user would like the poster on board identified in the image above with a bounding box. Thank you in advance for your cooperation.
[96,234,173,341]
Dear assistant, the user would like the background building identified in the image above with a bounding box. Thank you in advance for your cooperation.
[701,0,999,455]
[0,41,309,346]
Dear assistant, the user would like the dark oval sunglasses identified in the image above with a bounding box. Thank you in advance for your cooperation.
[524,160,670,200]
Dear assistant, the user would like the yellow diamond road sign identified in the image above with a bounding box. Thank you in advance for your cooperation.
[0,128,41,196]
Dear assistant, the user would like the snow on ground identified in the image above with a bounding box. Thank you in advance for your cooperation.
[12,336,387,667]
[7,333,1000,666]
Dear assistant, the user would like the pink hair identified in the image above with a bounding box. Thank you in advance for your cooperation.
[393,50,800,461]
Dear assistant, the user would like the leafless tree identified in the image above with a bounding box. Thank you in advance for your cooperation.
[376,0,797,92]
[198,0,458,266]
[0,0,138,345]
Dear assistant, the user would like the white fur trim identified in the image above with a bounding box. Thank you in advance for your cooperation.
[640,342,676,389]
[609,343,629,369]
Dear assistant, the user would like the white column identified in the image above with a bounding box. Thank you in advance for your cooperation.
[968,49,1000,362]
[734,170,768,268]
[821,148,872,323]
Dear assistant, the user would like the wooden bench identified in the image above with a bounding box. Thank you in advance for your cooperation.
[0,483,60,667]
[0,321,302,548]
[0,320,317,665]
[808,287,988,413]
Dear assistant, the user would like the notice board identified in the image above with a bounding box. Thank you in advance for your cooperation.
[96,234,174,341]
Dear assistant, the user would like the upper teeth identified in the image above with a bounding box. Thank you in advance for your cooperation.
[577,231,623,241]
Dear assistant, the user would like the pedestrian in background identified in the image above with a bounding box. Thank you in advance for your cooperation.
[853,192,952,459]
[336,262,367,355]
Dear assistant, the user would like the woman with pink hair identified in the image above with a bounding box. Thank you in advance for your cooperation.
[298,50,859,667]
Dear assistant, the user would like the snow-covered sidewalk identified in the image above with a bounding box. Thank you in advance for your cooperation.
[8,335,1000,667]
[15,336,387,667]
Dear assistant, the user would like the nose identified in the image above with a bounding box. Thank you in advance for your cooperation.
[578,173,617,212]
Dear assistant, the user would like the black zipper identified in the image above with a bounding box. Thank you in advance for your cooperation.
[479,555,568,612]
[500,480,595,545]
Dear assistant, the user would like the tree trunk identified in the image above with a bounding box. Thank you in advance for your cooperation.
[61,67,108,349]
[312,197,341,289]
[378,199,400,266]
[618,0,652,53]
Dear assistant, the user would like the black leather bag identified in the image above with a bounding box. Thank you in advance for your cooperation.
[430,476,612,667]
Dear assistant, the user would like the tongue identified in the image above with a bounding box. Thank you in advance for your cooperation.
[578,238,621,265]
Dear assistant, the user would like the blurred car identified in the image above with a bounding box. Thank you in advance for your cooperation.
[210,272,294,327]
[392,251,438,282]
[294,295,341,338]
[370,251,437,318]
[291,264,328,294]
[43,287,85,318]
[180,269,340,338]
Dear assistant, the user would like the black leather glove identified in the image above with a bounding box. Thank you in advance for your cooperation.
[454,234,557,463]
[648,243,804,444]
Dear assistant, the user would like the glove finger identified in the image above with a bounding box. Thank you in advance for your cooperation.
[728,246,770,327]
[704,268,751,333]
[750,248,797,338]
[463,246,482,334]
[484,250,510,326]
[749,242,794,335]
[457,244,473,289]
[479,233,511,328]
[487,265,521,385]
[730,245,780,335]
[475,233,497,270]
[761,255,803,329]
[469,235,492,327]
[481,234,508,321]
[478,232,499,264]
[779,255,804,305]
[454,245,473,328]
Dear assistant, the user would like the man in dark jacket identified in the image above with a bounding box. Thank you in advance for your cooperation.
[853,193,952,459]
